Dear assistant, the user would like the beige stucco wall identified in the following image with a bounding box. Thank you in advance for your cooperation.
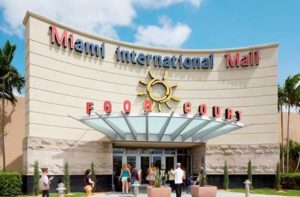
[0,97,25,173]
[278,112,300,143]
[23,11,279,175]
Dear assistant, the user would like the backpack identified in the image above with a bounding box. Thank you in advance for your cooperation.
[39,176,49,191]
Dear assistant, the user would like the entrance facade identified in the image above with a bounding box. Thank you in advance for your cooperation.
[22,12,279,193]
[113,147,191,189]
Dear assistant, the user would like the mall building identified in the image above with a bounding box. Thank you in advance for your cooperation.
[4,11,281,192]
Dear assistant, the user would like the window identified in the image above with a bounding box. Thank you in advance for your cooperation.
[165,149,176,154]
[127,156,136,166]
[126,148,138,154]
[113,148,124,154]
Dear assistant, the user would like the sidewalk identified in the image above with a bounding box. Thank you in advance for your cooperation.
[93,191,293,197]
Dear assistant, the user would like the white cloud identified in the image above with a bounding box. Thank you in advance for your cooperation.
[135,0,202,9]
[134,16,191,48]
[0,0,200,46]
[0,0,136,39]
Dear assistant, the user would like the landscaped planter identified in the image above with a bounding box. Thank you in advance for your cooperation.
[191,185,217,197]
[147,186,171,197]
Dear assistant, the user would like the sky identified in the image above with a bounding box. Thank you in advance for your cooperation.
[0,0,299,88]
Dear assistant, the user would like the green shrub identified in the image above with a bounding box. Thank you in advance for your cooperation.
[247,160,253,189]
[64,162,71,194]
[0,172,22,196]
[275,163,281,190]
[223,161,229,190]
[154,169,161,187]
[281,172,300,189]
[33,161,39,196]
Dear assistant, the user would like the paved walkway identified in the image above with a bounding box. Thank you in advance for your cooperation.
[93,191,294,197]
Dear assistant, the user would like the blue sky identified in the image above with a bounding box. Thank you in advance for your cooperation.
[0,0,299,86]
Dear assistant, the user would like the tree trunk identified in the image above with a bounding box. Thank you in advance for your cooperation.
[281,107,285,172]
[1,82,5,171]
[286,105,290,172]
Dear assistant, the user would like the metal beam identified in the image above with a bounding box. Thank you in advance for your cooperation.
[171,114,197,141]
[192,121,227,142]
[121,111,137,141]
[145,112,149,141]
[181,119,211,141]
[68,115,117,139]
[95,112,126,140]
[199,124,243,142]
[158,111,175,141]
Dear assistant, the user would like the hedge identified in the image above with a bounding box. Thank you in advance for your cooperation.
[0,172,22,196]
[281,173,300,189]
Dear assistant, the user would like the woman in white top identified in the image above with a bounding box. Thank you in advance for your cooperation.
[39,168,53,197]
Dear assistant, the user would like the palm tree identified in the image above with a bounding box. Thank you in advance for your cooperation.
[0,40,25,171]
[283,74,300,172]
[278,85,286,172]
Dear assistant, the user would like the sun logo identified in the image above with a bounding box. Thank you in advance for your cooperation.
[138,71,180,112]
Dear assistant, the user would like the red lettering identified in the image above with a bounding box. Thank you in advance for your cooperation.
[240,55,249,67]
[198,104,207,116]
[144,99,152,112]
[250,51,254,66]
[86,102,93,115]
[235,111,242,121]
[212,106,221,117]
[225,108,233,120]
[123,100,131,113]
[225,52,240,68]
[103,101,112,113]
[50,25,68,48]
[255,50,260,65]
[183,102,192,114]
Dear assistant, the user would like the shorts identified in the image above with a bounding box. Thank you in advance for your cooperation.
[121,177,128,182]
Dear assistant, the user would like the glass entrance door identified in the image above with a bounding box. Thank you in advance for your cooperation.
[177,155,191,176]
[141,156,150,184]
[113,156,122,191]
[165,156,175,171]
[153,156,162,169]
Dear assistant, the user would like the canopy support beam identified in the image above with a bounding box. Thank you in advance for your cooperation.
[181,118,211,141]
[192,121,230,142]
[171,114,197,141]
[95,112,126,140]
[199,123,244,142]
[121,111,138,140]
[68,115,117,139]
[158,111,175,141]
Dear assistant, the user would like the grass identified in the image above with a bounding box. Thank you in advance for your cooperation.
[18,192,85,197]
[231,188,300,196]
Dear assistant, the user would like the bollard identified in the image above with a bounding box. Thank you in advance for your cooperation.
[57,182,66,197]
[132,181,140,197]
[243,180,251,197]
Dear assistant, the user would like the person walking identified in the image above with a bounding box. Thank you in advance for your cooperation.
[130,163,140,184]
[146,163,156,186]
[39,168,53,197]
[120,163,131,194]
[160,165,166,185]
[168,167,175,192]
[174,163,184,197]
[84,169,95,197]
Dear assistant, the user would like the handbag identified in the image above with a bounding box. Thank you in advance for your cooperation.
[84,185,93,192]
[39,176,50,190]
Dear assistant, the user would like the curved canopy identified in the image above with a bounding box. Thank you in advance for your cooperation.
[72,112,244,143]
